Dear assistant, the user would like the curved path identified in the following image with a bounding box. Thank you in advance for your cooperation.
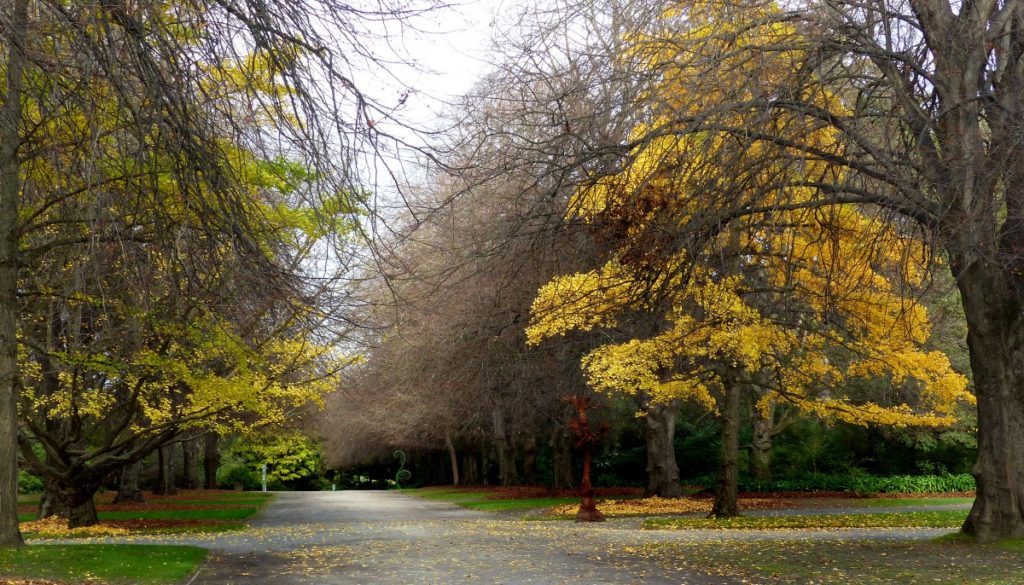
[110,491,952,584]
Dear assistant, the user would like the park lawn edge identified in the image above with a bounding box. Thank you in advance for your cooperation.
[642,510,968,530]
[0,544,209,585]
[21,491,274,539]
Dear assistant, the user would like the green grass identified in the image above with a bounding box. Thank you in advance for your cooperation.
[461,497,578,511]
[170,496,273,506]
[0,544,207,584]
[97,506,260,521]
[849,497,974,507]
[636,538,1024,584]
[411,489,494,502]
[407,488,579,512]
[644,510,969,530]
[20,506,260,524]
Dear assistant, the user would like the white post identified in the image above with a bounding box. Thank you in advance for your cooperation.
[261,463,268,492]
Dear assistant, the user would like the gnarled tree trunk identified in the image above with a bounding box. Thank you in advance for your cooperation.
[644,400,682,497]
[65,485,99,529]
[38,476,70,520]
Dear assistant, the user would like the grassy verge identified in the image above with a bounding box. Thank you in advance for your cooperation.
[0,544,207,584]
[643,510,968,530]
[407,488,579,512]
[634,538,1024,584]
[839,497,974,508]
[20,490,273,538]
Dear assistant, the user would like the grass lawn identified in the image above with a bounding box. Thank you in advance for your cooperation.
[96,507,259,521]
[0,544,207,585]
[19,490,273,538]
[643,509,969,530]
[407,488,579,512]
[635,537,1024,584]
[839,497,975,508]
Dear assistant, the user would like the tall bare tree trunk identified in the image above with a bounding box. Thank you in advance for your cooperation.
[156,443,177,496]
[182,436,200,490]
[203,432,220,490]
[551,427,573,489]
[956,260,1024,540]
[460,450,479,486]
[521,435,538,485]
[712,378,741,517]
[644,400,682,497]
[492,408,516,486]
[444,433,459,486]
[0,0,27,547]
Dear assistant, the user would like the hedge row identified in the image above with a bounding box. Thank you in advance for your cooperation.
[687,472,975,494]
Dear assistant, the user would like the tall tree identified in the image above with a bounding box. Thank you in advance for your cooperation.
[564,0,1024,539]
[0,0,425,543]
[0,0,28,548]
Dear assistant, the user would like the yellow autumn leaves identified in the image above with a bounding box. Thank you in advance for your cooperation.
[526,0,971,427]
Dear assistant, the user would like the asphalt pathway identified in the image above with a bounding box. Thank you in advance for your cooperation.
[110,491,958,584]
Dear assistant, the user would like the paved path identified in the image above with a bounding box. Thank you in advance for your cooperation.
[183,491,730,584]
[109,492,954,584]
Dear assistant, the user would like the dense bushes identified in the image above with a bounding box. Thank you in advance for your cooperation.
[17,470,42,494]
[686,472,975,494]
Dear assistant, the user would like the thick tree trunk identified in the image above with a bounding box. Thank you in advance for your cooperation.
[444,433,459,486]
[644,401,682,497]
[749,401,774,481]
[551,428,573,489]
[156,444,178,496]
[114,460,146,504]
[182,437,200,490]
[712,378,742,517]
[521,435,538,485]
[203,432,220,490]
[0,0,28,548]
[38,476,70,519]
[956,262,1024,541]
[65,487,99,529]
[39,480,98,528]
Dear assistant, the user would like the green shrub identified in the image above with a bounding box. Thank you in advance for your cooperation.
[217,464,260,491]
[685,472,975,494]
[18,470,43,494]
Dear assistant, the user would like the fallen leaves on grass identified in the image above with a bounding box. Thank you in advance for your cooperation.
[547,496,794,517]
[643,510,967,530]
[486,486,644,500]
[18,517,130,537]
